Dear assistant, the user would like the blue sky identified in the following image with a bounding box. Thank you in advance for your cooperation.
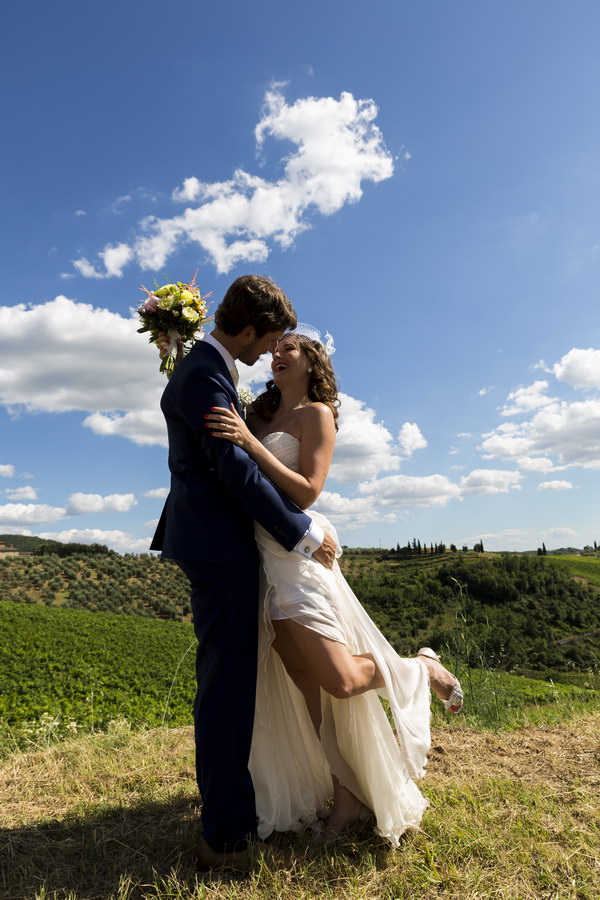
[1,0,600,552]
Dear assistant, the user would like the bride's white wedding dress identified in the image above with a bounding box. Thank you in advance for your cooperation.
[248,432,432,846]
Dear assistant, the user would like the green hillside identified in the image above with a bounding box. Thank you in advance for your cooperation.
[0,552,191,620]
[1,548,599,672]
[2,599,599,760]
[340,551,600,670]
[544,553,600,589]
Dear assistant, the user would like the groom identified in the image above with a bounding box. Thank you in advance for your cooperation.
[150,274,336,866]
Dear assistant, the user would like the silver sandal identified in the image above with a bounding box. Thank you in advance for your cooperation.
[417,647,464,713]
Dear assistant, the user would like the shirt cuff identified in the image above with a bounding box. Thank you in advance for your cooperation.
[293,520,324,557]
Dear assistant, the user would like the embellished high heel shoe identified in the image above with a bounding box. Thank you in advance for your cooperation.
[417,647,464,713]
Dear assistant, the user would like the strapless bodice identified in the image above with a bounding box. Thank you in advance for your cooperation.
[261,431,301,472]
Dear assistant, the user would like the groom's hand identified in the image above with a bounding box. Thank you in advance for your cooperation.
[312,533,337,570]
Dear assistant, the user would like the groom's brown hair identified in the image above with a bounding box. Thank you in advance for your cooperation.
[215,275,297,337]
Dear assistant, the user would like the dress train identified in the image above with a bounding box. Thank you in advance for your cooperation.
[248,433,432,846]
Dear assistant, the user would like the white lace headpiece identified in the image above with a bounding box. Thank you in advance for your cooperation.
[286,322,336,356]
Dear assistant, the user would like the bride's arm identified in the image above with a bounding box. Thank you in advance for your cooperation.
[205,403,335,509]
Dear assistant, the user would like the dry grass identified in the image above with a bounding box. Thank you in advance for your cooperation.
[1,716,599,900]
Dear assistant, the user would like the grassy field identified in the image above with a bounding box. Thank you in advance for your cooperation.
[2,559,600,898]
[0,600,197,753]
[1,712,598,900]
[545,554,600,589]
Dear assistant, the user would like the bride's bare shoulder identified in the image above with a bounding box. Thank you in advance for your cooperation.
[299,402,335,431]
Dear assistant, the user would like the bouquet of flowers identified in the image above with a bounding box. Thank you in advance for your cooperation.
[137,272,212,377]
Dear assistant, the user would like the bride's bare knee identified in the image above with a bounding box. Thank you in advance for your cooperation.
[324,679,356,700]
[323,657,376,699]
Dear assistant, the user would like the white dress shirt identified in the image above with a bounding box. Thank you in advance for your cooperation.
[200,332,324,557]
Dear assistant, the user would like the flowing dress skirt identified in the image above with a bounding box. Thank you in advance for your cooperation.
[249,510,432,846]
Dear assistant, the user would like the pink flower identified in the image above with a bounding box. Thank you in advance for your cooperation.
[144,294,159,312]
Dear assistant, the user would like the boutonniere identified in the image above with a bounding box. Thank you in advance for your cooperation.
[237,387,255,420]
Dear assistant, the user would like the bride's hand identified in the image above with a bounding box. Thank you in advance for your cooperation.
[204,403,254,450]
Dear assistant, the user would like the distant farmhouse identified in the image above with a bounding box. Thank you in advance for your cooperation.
[0,541,31,558]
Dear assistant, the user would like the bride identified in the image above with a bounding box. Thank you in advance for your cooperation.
[205,325,463,845]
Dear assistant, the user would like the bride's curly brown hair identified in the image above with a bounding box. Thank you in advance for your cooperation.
[252,336,340,430]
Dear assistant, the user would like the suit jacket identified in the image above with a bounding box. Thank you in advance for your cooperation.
[150,339,312,564]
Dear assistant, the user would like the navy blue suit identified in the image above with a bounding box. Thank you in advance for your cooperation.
[151,339,311,851]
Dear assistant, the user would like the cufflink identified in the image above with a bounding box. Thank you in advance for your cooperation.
[304,545,310,554]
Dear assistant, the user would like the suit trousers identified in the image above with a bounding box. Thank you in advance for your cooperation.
[178,559,260,852]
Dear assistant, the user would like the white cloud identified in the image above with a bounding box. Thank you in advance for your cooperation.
[73,87,394,277]
[73,242,134,279]
[144,518,160,530]
[3,485,37,501]
[112,194,131,212]
[340,467,522,517]
[238,354,273,391]
[546,526,578,538]
[461,528,532,550]
[538,480,573,491]
[312,491,397,529]
[330,393,400,482]
[482,399,600,469]
[36,528,154,554]
[144,487,169,499]
[83,410,167,447]
[0,298,410,480]
[480,347,600,472]
[74,210,87,216]
[397,422,427,457]
[0,296,165,418]
[66,493,137,515]
[478,386,493,396]
[455,432,472,438]
[172,176,203,203]
[552,347,600,390]
[459,469,522,495]
[479,423,535,460]
[0,503,66,525]
[499,380,556,417]
[357,473,461,508]
[516,456,558,472]
[0,464,15,478]
[0,296,415,486]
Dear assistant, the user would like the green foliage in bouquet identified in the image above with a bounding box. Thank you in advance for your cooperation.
[137,272,212,376]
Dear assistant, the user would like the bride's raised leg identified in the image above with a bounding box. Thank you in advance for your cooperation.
[273,618,383,701]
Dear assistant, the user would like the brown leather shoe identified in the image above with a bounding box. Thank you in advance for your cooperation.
[196,836,285,871]
[196,835,252,871]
